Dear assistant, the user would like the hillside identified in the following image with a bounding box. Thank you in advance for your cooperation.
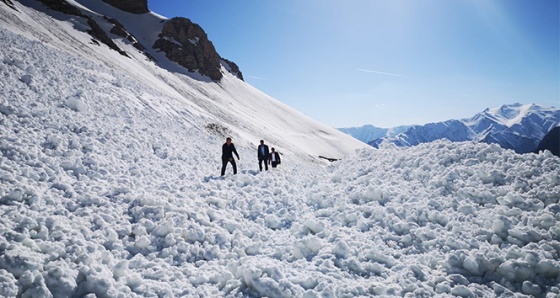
[1,1,559,297]
[0,0,367,162]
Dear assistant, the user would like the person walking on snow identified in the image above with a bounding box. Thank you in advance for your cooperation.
[257,140,269,171]
[269,147,281,168]
[221,137,239,176]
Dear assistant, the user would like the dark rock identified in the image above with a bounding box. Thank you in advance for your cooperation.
[1,0,18,11]
[132,38,147,52]
[319,156,339,162]
[86,17,129,57]
[107,17,128,38]
[35,0,129,58]
[36,0,82,16]
[205,123,231,138]
[109,25,128,38]
[105,16,148,53]
[153,17,223,81]
[222,58,244,81]
[534,126,560,157]
[34,0,239,80]
[101,0,148,14]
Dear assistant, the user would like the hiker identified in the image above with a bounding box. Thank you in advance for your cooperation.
[221,137,239,176]
[269,147,281,168]
[257,140,269,171]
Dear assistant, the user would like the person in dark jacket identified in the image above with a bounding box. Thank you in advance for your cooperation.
[257,140,269,171]
[221,137,239,176]
[269,147,281,168]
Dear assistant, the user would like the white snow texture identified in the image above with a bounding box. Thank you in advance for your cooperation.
[0,1,559,297]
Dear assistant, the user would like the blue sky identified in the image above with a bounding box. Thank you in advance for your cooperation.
[149,0,559,128]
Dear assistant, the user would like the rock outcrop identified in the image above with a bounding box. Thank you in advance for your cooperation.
[86,17,129,57]
[222,58,244,81]
[24,0,242,81]
[153,17,223,81]
[1,0,17,11]
[534,126,560,157]
[105,16,149,55]
[102,0,148,14]
[36,0,82,16]
[36,0,129,57]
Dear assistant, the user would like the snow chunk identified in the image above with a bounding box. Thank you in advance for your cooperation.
[64,92,88,113]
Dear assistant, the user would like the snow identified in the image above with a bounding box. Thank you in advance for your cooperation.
[485,103,536,128]
[364,103,560,154]
[1,1,560,297]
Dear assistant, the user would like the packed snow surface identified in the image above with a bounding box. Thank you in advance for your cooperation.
[1,3,560,298]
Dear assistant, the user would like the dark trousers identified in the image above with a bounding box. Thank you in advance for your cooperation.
[221,158,237,176]
[271,161,279,168]
[259,158,268,171]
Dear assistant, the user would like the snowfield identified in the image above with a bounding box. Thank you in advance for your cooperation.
[1,2,560,297]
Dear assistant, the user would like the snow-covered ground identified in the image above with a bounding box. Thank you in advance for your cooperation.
[1,2,560,297]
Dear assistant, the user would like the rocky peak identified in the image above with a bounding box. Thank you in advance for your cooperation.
[102,0,148,14]
[222,58,244,81]
[22,0,242,81]
[153,17,223,81]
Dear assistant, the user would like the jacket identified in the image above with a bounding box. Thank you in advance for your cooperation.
[270,152,281,164]
[222,143,239,160]
[257,144,270,159]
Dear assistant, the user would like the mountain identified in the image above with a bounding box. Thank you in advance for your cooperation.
[534,126,560,157]
[352,103,559,154]
[0,0,366,162]
[1,1,560,297]
[337,124,411,144]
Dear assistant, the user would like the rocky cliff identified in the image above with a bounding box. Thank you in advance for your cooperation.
[153,17,223,81]
[26,0,243,81]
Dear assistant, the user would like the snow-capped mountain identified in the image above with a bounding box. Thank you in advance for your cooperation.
[337,124,411,144]
[351,103,559,154]
[1,0,367,162]
[1,1,559,297]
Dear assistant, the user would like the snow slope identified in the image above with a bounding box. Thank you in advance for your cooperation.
[1,0,367,163]
[1,1,560,298]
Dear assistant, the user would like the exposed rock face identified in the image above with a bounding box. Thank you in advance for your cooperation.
[36,0,129,57]
[37,0,82,16]
[222,58,244,81]
[1,0,18,11]
[86,18,129,57]
[102,0,148,14]
[31,0,241,81]
[534,126,560,157]
[153,17,223,81]
[105,16,148,54]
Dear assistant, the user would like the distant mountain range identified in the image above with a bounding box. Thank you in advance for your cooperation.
[339,103,560,154]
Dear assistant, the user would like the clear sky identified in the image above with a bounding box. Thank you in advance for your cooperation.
[148,0,559,128]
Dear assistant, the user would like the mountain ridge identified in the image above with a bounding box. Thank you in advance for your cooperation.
[340,103,559,154]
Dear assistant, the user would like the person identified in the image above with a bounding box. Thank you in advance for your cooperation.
[257,140,269,171]
[269,147,281,168]
[221,137,239,176]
